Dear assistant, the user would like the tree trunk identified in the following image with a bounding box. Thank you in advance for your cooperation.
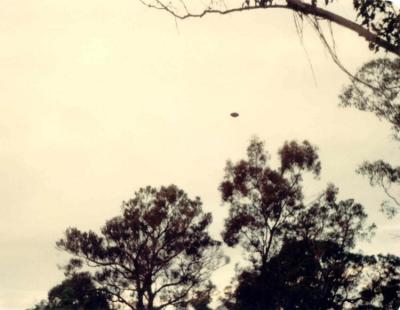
[137,290,145,310]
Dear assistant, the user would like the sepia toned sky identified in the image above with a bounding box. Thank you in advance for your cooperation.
[1,1,400,309]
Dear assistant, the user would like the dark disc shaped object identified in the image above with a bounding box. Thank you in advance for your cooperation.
[230,112,239,118]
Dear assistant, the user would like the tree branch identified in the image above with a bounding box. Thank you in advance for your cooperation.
[141,0,400,57]
[286,0,400,56]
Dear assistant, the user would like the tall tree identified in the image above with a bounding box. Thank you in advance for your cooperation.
[219,138,323,268]
[340,57,400,217]
[57,185,224,310]
[141,0,400,57]
[218,138,395,309]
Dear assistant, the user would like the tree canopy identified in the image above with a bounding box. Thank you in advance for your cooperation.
[224,241,400,309]
[27,273,111,310]
[218,138,400,309]
[219,138,374,267]
[28,140,400,309]
[57,185,224,310]
[219,139,322,267]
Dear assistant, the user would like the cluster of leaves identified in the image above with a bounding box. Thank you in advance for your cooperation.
[358,254,400,309]
[340,58,400,136]
[353,0,400,51]
[219,139,322,266]
[358,160,400,217]
[28,273,110,310]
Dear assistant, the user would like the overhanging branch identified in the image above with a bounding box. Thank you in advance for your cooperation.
[141,0,400,57]
[286,0,400,56]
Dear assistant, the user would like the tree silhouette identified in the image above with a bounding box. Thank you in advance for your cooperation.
[219,138,324,268]
[357,254,400,310]
[217,138,400,309]
[57,185,224,310]
[224,241,400,309]
[225,240,374,309]
[27,273,110,310]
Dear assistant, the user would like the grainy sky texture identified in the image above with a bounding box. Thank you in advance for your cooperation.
[0,1,399,309]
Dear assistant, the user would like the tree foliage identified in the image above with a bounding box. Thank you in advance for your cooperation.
[219,138,374,268]
[219,138,321,268]
[218,138,400,309]
[57,185,224,310]
[357,254,400,310]
[340,58,400,217]
[225,241,373,309]
[340,58,400,137]
[357,160,400,217]
[27,273,110,310]
[224,242,400,309]
[28,140,400,309]
[141,0,400,56]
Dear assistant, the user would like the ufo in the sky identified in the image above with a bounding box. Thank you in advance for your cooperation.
[230,112,239,118]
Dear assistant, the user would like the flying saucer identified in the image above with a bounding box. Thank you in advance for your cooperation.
[230,112,239,118]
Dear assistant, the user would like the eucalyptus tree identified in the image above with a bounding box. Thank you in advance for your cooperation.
[218,138,399,309]
[340,57,400,217]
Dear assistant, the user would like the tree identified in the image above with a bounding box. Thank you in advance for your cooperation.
[219,137,326,268]
[340,58,400,217]
[27,273,111,310]
[224,241,372,309]
[57,185,224,310]
[340,58,400,138]
[224,242,400,309]
[187,282,215,310]
[27,300,48,310]
[356,254,400,310]
[217,138,399,309]
[141,0,400,57]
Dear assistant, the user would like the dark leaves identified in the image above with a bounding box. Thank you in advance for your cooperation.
[352,0,400,51]
[340,58,400,218]
[339,58,400,136]
[57,185,223,310]
[220,138,322,265]
[279,140,321,176]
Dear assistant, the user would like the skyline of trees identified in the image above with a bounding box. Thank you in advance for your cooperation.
[29,138,400,310]
[26,2,400,309]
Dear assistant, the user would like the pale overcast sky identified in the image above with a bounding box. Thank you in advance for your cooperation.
[0,1,399,309]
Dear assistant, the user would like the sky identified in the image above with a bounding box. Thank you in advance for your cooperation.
[0,1,399,309]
